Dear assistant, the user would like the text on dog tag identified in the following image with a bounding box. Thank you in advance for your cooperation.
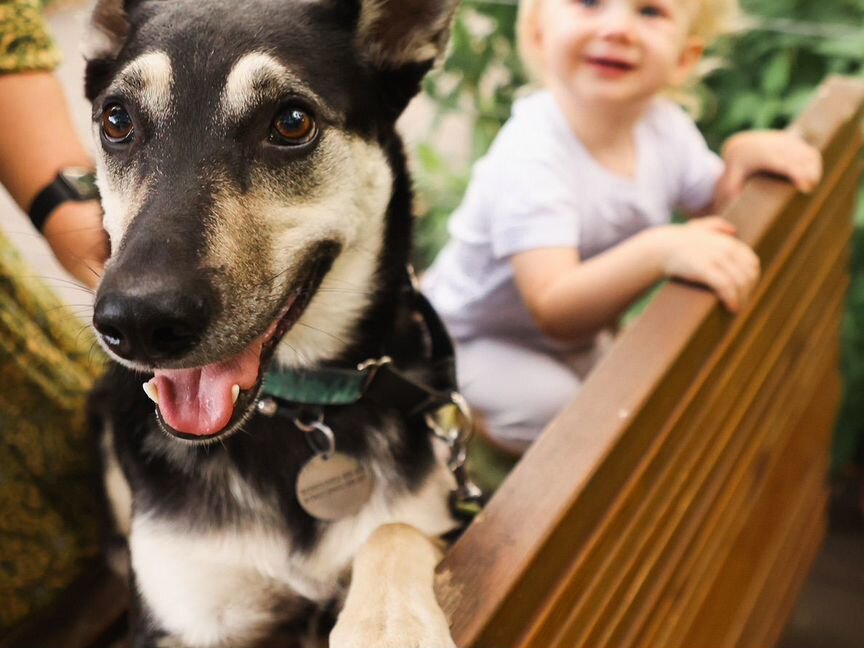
[296,453,374,521]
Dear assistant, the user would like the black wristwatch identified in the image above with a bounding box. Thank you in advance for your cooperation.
[28,168,100,232]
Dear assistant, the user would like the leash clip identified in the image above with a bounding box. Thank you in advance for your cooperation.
[426,392,483,511]
[426,391,472,471]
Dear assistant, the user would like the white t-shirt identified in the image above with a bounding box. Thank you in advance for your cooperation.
[423,91,723,350]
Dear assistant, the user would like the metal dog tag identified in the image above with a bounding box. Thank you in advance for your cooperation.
[296,452,374,521]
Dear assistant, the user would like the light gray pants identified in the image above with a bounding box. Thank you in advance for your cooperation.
[455,334,611,453]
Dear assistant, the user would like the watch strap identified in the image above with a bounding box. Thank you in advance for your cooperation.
[28,174,92,232]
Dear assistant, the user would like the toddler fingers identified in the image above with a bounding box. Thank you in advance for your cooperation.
[704,265,741,313]
[721,259,758,309]
[787,147,822,193]
[696,216,737,235]
[729,243,761,280]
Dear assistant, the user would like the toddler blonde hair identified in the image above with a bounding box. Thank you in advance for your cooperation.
[516,0,740,83]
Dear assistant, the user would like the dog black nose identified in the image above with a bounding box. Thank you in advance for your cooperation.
[93,288,214,362]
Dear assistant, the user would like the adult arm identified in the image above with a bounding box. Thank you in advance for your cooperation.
[0,72,107,288]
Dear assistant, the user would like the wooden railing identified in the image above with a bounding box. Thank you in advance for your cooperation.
[436,76,864,648]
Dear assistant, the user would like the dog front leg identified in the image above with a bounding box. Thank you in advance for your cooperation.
[330,523,456,648]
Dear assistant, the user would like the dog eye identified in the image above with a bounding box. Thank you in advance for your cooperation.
[101,104,135,143]
[270,107,317,146]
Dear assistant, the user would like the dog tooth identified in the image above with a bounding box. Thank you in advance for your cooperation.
[232,384,240,404]
[143,381,159,405]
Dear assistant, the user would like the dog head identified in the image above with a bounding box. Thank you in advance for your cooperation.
[85,0,457,441]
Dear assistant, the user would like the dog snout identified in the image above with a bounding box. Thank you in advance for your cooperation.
[93,283,215,364]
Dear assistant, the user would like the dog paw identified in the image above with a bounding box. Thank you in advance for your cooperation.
[329,614,457,648]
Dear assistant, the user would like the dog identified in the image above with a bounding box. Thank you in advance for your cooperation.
[82,1,472,646]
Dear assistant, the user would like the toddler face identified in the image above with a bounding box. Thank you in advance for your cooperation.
[532,0,701,108]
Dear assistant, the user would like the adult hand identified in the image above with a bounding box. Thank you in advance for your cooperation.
[41,199,108,289]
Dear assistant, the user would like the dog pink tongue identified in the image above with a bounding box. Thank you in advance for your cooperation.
[152,340,264,436]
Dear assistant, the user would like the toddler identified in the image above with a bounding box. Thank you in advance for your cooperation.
[423,0,822,453]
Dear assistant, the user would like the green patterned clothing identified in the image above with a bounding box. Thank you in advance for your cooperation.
[0,0,61,73]
[0,231,105,633]
[0,0,109,636]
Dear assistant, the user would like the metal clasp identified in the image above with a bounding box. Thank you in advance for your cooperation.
[357,356,393,372]
[294,411,336,458]
[426,391,472,471]
[426,392,483,508]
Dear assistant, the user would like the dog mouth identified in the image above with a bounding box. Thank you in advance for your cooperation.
[143,259,331,441]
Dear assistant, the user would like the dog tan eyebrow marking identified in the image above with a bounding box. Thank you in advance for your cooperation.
[220,52,334,125]
[106,51,174,121]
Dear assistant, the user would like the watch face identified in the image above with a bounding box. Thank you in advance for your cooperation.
[60,168,100,200]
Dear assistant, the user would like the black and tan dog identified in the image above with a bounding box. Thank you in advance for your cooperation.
[83,1,469,646]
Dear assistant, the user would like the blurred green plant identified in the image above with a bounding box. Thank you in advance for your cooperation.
[413,0,864,471]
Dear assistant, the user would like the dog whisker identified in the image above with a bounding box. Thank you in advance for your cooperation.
[23,275,97,295]
[295,321,350,347]
[279,340,314,367]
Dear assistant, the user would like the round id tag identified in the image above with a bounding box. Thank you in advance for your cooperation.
[296,452,374,521]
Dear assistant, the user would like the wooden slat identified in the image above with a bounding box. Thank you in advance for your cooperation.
[720,374,839,648]
[576,259,848,648]
[610,284,846,648]
[437,76,864,648]
[744,502,828,648]
[651,290,846,648]
[537,135,858,648]
[541,181,853,648]
[617,160,857,648]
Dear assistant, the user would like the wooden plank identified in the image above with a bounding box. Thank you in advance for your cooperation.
[438,77,864,648]
[636,147,851,648]
[728,397,837,648]
[688,387,834,648]
[610,284,846,648]
[746,504,827,648]
[615,166,856,648]
[658,299,844,648]
[581,265,848,648]
[524,148,856,648]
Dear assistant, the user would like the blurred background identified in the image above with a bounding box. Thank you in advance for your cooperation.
[1,0,862,644]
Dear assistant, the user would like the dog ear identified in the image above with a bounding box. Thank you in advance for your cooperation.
[354,0,458,120]
[355,0,459,68]
[83,0,130,62]
[83,0,132,100]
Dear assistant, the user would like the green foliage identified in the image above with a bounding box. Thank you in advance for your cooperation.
[414,0,864,470]
[702,1,864,147]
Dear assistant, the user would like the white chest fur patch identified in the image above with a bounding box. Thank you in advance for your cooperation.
[131,442,456,647]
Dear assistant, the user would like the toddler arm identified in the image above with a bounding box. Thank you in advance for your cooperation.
[513,218,760,342]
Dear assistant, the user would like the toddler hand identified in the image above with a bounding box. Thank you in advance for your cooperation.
[659,217,761,313]
[719,130,823,201]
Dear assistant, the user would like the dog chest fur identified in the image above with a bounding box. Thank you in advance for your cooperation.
[127,444,456,646]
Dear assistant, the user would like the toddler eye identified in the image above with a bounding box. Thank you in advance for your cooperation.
[639,4,667,17]
[101,103,134,144]
[270,107,317,146]
[578,0,600,6]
